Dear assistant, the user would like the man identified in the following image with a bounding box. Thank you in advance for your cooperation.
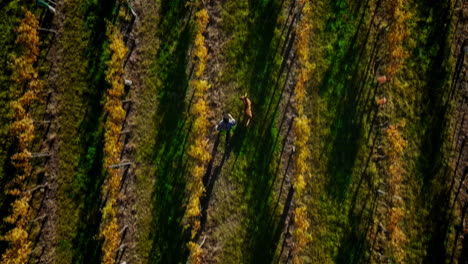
[216,113,236,131]
[216,113,236,142]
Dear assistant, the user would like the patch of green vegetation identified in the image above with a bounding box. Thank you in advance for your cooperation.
[147,23,193,263]
[0,0,21,216]
[303,0,385,262]
[302,0,459,262]
[0,1,22,160]
[398,0,458,262]
[53,0,120,263]
[131,1,161,263]
[132,1,196,263]
[216,0,289,262]
[0,0,461,262]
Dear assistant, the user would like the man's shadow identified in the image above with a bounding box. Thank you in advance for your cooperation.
[197,127,238,238]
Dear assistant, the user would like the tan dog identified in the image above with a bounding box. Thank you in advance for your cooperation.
[240,93,252,127]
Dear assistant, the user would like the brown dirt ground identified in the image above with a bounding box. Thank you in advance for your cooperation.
[31,1,68,262]
[115,0,160,263]
[450,1,468,262]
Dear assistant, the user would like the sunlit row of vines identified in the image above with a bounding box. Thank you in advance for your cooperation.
[374,0,411,262]
[291,1,313,263]
[384,0,410,77]
[384,122,408,262]
[99,25,128,264]
[185,3,210,263]
[1,10,42,264]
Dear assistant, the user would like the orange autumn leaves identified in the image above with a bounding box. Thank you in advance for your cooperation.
[384,0,410,78]
[292,1,313,263]
[1,10,43,264]
[385,122,407,263]
[378,0,411,260]
[100,25,127,264]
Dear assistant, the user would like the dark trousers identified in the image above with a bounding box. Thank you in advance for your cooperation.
[225,130,231,144]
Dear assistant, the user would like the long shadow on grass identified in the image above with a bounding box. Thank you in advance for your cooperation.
[0,144,18,254]
[412,2,457,262]
[233,1,291,263]
[320,0,372,202]
[318,1,380,262]
[148,2,193,263]
[336,189,378,264]
[70,0,119,262]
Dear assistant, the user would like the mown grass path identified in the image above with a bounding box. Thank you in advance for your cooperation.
[197,0,296,263]
[45,0,119,262]
[299,1,383,262]
[133,1,195,263]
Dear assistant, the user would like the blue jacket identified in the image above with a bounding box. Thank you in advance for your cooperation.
[216,118,236,131]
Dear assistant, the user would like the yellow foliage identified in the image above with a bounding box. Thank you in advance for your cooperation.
[4,196,30,225]
[2,10,41,264]
[295,174,306,195]
[291,2,313,261]
[191,165,206,180]
[194,8,209,78]
[383,120,408,262]
[292,206,310,264]
[1,194,32,264]
[99,25,127,264]
[8,189,22,196]
[187,241,203,264]
[186,197,201,220]
[191,79,210,95]
[188,141,210,163]
[18,90,36,106]
[293,115,311,196]
[386,122,407,157]
[195,8,209,30]
[15,11,39,57]
[185,6,211,260]
[1,227,31,264]
[194,34,207,77]
[390,225,407,263]
[293,1,313,115]
[387,207,404,233]
[384,0,410,77]
[191,99,208,119]
[100,214,119,264]
[11,118,34,147]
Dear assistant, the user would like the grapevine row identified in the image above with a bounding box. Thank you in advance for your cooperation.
[384,0,410,78]
[185,4,210,264]
[291,1,313,263]
[373,0,411,261]
[1,10,43,264]
[384,122,407,262]
[99,25,128,264]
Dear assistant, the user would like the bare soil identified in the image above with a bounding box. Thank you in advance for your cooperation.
[32,1,68,262]
[450,1,468,262]
[115,0,161,263]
